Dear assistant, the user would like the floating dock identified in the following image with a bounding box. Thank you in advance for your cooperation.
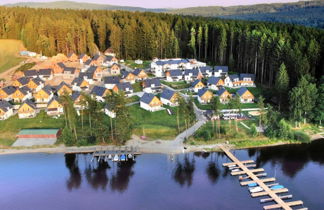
[220,145,305,210]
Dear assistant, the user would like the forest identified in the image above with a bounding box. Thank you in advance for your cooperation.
[0,6,323,89]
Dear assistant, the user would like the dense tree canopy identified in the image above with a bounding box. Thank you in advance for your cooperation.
[0,6,323,88]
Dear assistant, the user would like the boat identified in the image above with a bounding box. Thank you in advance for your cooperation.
[113,154,119,162]
[270,185,284,190]
[249,186,264,193]
[127,154,133,159]
[108,154,112,160]
[248,183,257,187]
[120,154,127,161]
[231,169,241,172]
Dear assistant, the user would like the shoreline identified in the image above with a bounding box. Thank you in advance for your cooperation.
[0,135,323,156]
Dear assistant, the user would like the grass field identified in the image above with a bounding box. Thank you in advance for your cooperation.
[0,111,64,147]
[161,80,191,89]
[124,60,151,69]
[194,98,259,110]
[129,105,186,140]
[0,39,26,74]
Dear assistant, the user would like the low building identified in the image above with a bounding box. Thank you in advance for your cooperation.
[133,69,148,81]
[12,86,32,103]
[110,63,121,75]
[67,53,79,62]
[103,55,118,67]
[224,74,240,87]
[104,104,116,118]
[214,66,228,77]
[71,91,85,110]
[135,59,143,64]
[217,88,232,103]
[56,82,72,96]
[13,129,61,147]
[142,78,162,93]
[71,77,90,91]
[207,77,224,90]
[184,69,202,82]
[90,86,110,102]
[160,88,178,106]
[0,100,14,120]
[191,79,205,93]
[18,100,36,119]
[237,87,254,103]
[140,93,163,112]
[198,88,213,104]
[24,70,38,79]
[38,69,53,81]
[199,66,213,77]
[63,67,79,79]
[165,70,183,82]
[12,77,29,87]
[121,71,136,84]
[104,76,121,89]
[79,54,90,64]
[33,86,54,103]
[47,97,64,116]
[27,77,44,92]
[112,82,134,96]
[0,86,17,101]
[240,74,255,87]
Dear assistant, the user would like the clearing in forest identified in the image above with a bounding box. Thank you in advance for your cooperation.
[0,39,26,74]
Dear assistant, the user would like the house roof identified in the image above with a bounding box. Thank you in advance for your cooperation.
[42,85,53,95]
[191,79,203,88]
[17,77,30,86]
[214,66,229,73]
[84,59,92,65]
[105,55,115,62]
[237,87,249,96]
[229,74,239,81]
[121,71,134,79]
[160,88,176,100]
[116,82,133,92]
[103,76,121,84]
[48,96,60,106]
[155,59,189,66]
[143,78,161,87]
[140,93,156,104]
[0,100,13,112]
[184,69,199,76]
[31,77,44,86]
[90,86,107,97]
[79,53,87,59]
[63,67,76,74]
[198,88,211,97]
[217,88,228,96]
[71,77,84,86]
[207,77,222,85]
[2,86,17,95]
[22,99,36,109]
[24,70,38,77]
[57,81,70,91]
[67,52,76,58]
[167,69,182,77]
[38,68,52,76]
[71,91,81,101]
[92,54,101,61]
[19,86,31,95]
[199,66,213,74]
[240,73,255,81]
[57,62,66,69]
[133,68,145,76]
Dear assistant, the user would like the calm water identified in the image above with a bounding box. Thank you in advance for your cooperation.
[0,140,324,210]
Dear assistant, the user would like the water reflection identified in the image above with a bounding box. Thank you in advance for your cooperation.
[85,160,110,190]
[65,154,82,190]
[173,154,195,187]
[110,160,136,192]
[206,162,220,184]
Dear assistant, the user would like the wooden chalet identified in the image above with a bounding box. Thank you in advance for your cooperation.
[198,88,213,104]
[18,100,37,119]
[140,93,163,112]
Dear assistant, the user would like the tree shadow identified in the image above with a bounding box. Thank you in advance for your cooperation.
[65,154,82,191]
[110,160,136,193]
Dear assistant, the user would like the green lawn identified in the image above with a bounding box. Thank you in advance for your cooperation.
[161,80,191,89]
[194,98,258,110]
[15,62,36,72]
[126,95,140,103]
[129,105,186,140]
[0,39,26,74]
[132,82,142,92]
[124,60,151,69]
[0,111,64,147]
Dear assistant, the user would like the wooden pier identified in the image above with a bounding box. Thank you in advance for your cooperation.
[220,145,305,210]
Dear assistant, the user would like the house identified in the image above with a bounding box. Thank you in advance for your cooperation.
[51,53,68,63]
[67,53,79,62]
[110,63,121,75]
[12,86,32,103]
[140,93,163,112]
[0,100,14,120]
[0,86,17,100]
[224,74,240,87]
[24,70,38,79]
[90,86,110,102]
[104,48,116,57]
[184,69,202,82]
[92,54,105,66]
[191,80,205,93]
[165,70,183,82]
[135,59,143,64]
[56,82,72,96]
[12,77,30,87]
[142,78,162,93]
[103,76,121,89]
[133,69,148,81]
[207,77,224,90]
[34,86,54,103]
[63,67,79,79]
[198,88,213,104]
[18,100,36,119]
[47,97,64,116]
[240,74,255,87]
[121,71,136,84]
[112,82,134,96]
[237,87,254,103]
[27,77,44,92]
[160,88,179,106]
[103,55,118,67]
[214,66,229,77]
[79,54,90,64]
[217,88,232,103]
[71,77,90,91]
[151,59,191,77]
[71,91,85,109]
[85,66,103,82]
[38,69,53,81]
[199,66,214,77]
[104,104,116,118]
[52,62,66,75]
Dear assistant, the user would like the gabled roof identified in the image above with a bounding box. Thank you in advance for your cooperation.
[84,59,92,65]
[63,67,76,74]
[103,76,121,84]
[191,79,203,88]
[79,53,87,59]
[24,70,38,77]
[48,96,60,106]
[57,81,70,91]
[42,85,53,95]
[199,66,213,74]
[90,86,108,97]
[240,73,255,81]
[155,59,189,66]
[160,88,176,100]
[229,74,239,81]
[121,71,134,79]
[22,99,36,109]
[214,66,229,73]
[57,62,66,69]
[71,77,84,86]
[237,87,250,96]
[17,77,30,86]
[105,55,115,62]
[184,69,199,76]
[167,69,182,77]
[140,93,156,104]
[198,88,211,97]
[0,100,13,112]
[116,82,133,92]
[18,86,31,95]
[217,88,229,97]
[143,78,161,88]
[38,68,52,76]
[67,52,76,58]
[207,77,222,85]
[2,86,17,95]
[133,68,145,76]
[92,54,101,61]
[71,91,81,101]
[111,63,120,68]
[31,77,44,86]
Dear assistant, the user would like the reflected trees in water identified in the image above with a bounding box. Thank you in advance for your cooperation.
[65,154,82,190]
[85,160,110,190]
[110,160,136,192]
[173,154,195,187]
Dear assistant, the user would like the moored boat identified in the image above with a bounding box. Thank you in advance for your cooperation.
[270,185,284,190]
[113,154,119,162]
[249,186,264,193]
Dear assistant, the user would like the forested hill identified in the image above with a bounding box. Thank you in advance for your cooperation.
[0,7,323,89]
[4,1,168,12]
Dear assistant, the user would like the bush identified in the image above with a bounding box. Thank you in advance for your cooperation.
[61,127,75,146]
[250,123,258,137]
[293,131,310,142]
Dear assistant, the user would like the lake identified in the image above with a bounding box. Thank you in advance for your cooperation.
[0,140,323,210]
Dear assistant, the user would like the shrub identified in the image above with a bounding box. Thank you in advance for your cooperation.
[250,123,258,137]
[293,131,310,142]
[61,127,75,146]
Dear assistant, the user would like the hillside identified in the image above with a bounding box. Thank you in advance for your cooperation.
[5,1,168,12]
[0,39,25,74]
